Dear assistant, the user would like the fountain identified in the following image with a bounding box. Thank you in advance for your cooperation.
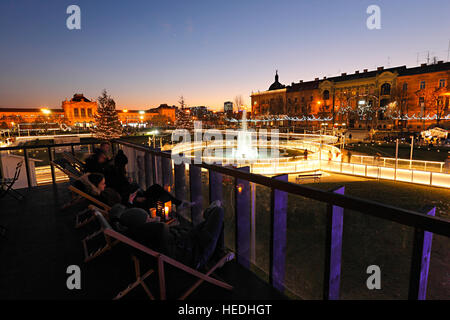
[231,109,259,160]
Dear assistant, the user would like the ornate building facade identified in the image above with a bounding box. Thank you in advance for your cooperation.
[251,62,450,130]
[0,94,176,128]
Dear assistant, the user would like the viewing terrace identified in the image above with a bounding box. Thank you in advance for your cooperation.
[0,139,449,299]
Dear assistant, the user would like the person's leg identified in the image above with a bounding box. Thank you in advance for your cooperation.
[191,205,224,269]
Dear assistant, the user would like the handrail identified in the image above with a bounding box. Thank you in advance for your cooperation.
[115,139,450,238]
[3,138,448,237]
[0,140,104,152]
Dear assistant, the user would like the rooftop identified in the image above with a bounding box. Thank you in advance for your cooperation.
[261,62,450,93]
[0,183,286,300]
[70,94,92,103]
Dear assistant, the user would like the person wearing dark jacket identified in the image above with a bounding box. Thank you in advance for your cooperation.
[84,151,108,174]
[104,150,130,196]
[74,172,121,207]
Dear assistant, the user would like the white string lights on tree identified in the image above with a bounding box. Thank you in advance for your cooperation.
[93,90,123,140]
[391,113,450,121]
[225,115,333,123]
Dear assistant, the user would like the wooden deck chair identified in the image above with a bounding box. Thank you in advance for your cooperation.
[81,202,177,263]
[80,206,120,263]
[52,161,83,210]
[92,208,234,300]
[68,185,112,228]
[0,160,24,201]
[62,152,85,172]
[50,160,81,180]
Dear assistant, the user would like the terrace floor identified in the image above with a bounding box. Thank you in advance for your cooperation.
[0,183,286,300]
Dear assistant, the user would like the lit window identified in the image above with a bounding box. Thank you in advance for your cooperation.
[402,83,408,92]
[420,81,426,90]
[380,83,391,95]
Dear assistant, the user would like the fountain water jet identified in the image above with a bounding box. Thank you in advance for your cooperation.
[231,109,259,160]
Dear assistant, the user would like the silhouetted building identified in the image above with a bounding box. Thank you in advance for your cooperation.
[224,101,233,114]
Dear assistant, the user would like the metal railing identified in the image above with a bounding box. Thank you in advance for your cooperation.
[321,159,450,188]
[114,139,450,300]
[0,141,104,187]
[2,139,449,299]
[350,154,446,173]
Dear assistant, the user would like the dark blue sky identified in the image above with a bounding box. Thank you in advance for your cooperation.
[1,0,449,110]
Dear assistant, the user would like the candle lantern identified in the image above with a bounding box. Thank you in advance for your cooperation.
[150,207,157,218]
[164,201,172,220]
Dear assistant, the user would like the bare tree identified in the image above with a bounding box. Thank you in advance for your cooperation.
[336,90,354,126]
[234,95,244,111]
[357,94,380,129]
[178,95,187,109]
[414,86,446,127]
[431,87,448,126]
[390,86,408,128]
[286,98,295,116]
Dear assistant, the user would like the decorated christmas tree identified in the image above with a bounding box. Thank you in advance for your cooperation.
[93,89,123,140]
[175,95,193,129]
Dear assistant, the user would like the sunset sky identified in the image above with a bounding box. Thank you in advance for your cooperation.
[1,0,449,111]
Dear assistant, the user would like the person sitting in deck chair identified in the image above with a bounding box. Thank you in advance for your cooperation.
[84,150,109,174]
[97,142,113,162]
[75,172,122,207]
[115,181,193,213]
[81,167,191,213]
[102,150,192,211]
[104,150,131,196]
[110,201,225,270]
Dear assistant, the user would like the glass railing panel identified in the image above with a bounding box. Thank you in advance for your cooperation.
[284,193,327,299]
[249,183,271,283]
[222,175,236,252]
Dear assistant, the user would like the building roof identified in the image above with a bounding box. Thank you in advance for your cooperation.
[287,80,320,92]
[398,61,450,76]
[279,61,450,92]
[268,70,286,91]
[0,107,64,113]
[70,93,91,102]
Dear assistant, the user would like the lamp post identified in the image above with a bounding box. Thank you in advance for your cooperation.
[41,108,52,135]
[139,110,145,129]
[123,109,128,126]
[394,138,399,180]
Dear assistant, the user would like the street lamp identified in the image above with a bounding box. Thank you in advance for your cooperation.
[41,108,51,116]
[122,109,129,126]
